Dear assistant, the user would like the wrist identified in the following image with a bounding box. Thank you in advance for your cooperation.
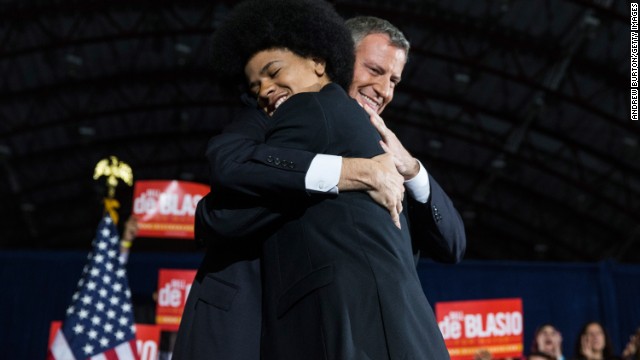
[402,159,420,180]
[338,158,375,191]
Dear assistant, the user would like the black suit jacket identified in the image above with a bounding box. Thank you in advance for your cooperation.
[213,84,463,359]
[175,84,466,360]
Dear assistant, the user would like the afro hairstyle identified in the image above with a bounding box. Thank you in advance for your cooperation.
[210,0,354,93]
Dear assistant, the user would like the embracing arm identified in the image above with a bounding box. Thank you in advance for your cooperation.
[203,104,404,239]
[209,119,401,201]
[365,104,466,262]
[205,107,314,198]
[198,108,303,241]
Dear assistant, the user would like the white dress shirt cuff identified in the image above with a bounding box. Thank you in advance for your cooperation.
[305,154,342,194]
[405,160,430,203]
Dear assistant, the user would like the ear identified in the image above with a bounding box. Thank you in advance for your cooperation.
[312,58,326,77]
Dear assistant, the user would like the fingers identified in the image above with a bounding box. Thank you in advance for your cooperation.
[363,102,377,117]
[367,188,402,229]
[393,174,404,230]
[379,140,391,154]
[367,150,405,229]
[390,207,401,229]
[364,104,388,138]
[383,181,403,230]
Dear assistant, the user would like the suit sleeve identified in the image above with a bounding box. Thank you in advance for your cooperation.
[198,102,326,241]
[210,93,331,199]
[206,108,317,197]
[409,174,466,264]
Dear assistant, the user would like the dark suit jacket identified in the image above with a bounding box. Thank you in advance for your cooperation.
[201,96,464,266]
[172,109,270,360]
[208,84,463,359]
[175,84,466,360]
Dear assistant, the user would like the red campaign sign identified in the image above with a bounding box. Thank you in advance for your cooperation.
[436,298,523,360]
[132,180,209,239]
[134,324,161,360]
[48,321,161,360]
[155,269,197,331]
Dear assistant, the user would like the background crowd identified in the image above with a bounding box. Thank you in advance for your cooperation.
[473,322,640,360]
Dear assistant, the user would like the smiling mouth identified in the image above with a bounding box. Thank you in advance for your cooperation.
[274,96,288,109]
[267,95,289,116]
[359,93,381,111]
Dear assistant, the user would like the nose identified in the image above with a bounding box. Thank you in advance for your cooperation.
[257,79,276,101]
[256,79,278,111]
[373,76,393,104]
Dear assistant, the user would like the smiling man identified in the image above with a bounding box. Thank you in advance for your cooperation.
[350,33,404,114]
[173,14,465,360]
[346,17,424,182]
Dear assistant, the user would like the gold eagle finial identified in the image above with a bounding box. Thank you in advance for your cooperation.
[93,156,133,224]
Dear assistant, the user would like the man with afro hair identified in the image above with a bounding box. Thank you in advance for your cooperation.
[173,1,465,359]
[208,0,355,94]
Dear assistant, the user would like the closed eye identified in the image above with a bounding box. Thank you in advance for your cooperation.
[269,68,281,78]
[367,65,383,75]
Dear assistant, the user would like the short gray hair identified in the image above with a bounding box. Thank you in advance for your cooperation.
[345,16,410,56]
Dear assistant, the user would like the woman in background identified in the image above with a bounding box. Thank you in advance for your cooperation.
[572,321,620,360]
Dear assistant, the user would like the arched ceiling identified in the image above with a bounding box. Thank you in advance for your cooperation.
[0,0,637,262]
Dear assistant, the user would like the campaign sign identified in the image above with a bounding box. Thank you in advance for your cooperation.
[133,180,208,239]
[436,298,523,360]
[48,321,161,360]
[155,269,197,330]
[134,324,161,360]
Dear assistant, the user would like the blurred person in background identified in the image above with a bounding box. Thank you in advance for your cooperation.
[531,323,565,360]
[572,321,620,360]
[622,327,640,360]
[119,215,138,264]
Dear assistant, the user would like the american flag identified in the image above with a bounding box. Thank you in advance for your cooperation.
[48,214,139,360]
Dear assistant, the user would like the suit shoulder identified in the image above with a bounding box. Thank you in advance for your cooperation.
[222,107,269,135]
[282,84,353,108]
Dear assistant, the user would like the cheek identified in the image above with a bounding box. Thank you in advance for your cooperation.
[279,73,295,88]
[291,70,319,90]
[279,73,307,94]
[351,68,371,86]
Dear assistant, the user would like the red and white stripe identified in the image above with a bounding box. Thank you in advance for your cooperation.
[48,330,138,360]
[49,330,76,360]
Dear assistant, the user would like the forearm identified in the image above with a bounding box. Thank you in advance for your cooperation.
[196,109,297,241]
[337,158,378,191]
[207,133,314,198]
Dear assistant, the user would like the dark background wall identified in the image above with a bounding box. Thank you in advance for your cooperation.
[1,0,636,264]
[2,250,638,359]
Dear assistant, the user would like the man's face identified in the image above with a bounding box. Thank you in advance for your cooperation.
[349,33,407,115]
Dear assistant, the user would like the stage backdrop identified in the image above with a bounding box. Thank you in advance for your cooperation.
[0,251,638,359]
